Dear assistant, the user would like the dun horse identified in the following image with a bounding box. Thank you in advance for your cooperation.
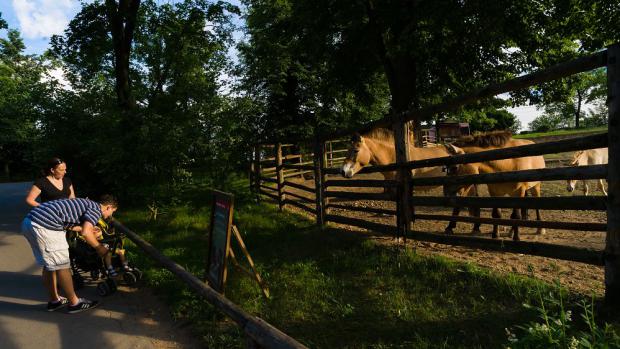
[443,131,546,241]
[340,128,451,192]
[566,148,608,196]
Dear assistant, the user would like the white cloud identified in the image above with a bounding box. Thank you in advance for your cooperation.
[12,0,76,39]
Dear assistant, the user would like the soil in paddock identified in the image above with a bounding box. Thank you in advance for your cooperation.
[271,159,607,296]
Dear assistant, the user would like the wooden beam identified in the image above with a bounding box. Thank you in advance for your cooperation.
[282,164,315,171]
[325,214,395,235]
[324,191,394,201]
[282,191,314,204]
[276,143,285,211]
[410,196,607,210]
[283,180,315,193]
[407,133,608,170]
[313,136,326,226]
[259,176,277,184]
[324,179,399,188]
[414,214,607,231]
[260,185,277,192]
[606,43,620,309]
[328,203,396,216]
[283,199,317,215]
[110,220,308,349]
[411,164,607,187]
[259,190,279,201]
[254,145,261,202]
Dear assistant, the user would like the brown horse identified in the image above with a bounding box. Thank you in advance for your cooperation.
[340,128,452,192]
[443,131,546,241]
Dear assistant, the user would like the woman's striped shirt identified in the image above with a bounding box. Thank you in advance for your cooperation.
[28,198,102,231]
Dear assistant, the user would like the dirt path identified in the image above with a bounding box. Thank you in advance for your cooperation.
[275,166,606,296]
[0,182,200,349]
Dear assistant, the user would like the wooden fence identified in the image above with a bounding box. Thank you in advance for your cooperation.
[251,43,620,309]
[111,220,308,349]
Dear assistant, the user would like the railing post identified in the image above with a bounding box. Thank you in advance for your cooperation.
[276,143,286,211]
[250,146,255,194]
[392,117,412,240]
[606,43,620,310]
[254,145,261,202]
[313,135,326,227]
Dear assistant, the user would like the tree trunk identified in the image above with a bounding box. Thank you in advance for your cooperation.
[3,162,9,181]
[105,0,140,111]
[575,90,583,128]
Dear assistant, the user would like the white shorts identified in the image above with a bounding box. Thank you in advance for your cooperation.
[21,218,70,271]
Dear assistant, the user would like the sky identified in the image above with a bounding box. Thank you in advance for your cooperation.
[0,0,544,130]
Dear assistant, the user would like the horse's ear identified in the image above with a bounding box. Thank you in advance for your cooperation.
[351,132,362,143]
[446,143,464,155]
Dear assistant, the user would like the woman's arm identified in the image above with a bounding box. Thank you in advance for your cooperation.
[69,184,76,199]
[25,186,42,207]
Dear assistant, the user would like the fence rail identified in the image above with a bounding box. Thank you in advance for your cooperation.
[111,220,308,349]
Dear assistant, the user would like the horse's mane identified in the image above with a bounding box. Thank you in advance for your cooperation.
[570,150,586,165]
[361,128,395,142]
[452,130,513,148]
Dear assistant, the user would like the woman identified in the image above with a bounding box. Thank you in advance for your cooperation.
[25,157,76,207]
[24,157,77,311]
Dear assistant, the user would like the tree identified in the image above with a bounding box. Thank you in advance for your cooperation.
[47,0,239,199]
[528,69,607,131]
[105,0,141,110]
[240,0,593,143]
[0,28,47,179]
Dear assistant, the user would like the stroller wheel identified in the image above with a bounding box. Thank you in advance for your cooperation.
[132,267,143,281]
[72,273,85,290]
[106,278,117,294]
[90,270,100,281]
[123,271,138,286]
[97,282,110,296]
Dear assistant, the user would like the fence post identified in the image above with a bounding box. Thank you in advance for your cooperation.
[392,117,412,239]
[276,143,286,211]
[606,43,620,310]
[250,146,255,194]
[313,135,326,227]
[254,145,261,202]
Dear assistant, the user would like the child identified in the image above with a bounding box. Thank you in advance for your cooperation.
[94,218,132,277]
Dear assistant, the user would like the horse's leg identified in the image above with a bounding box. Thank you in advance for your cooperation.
[583,180,589,196]
[599,179,608,196]
[491,207,501,239]
[445,207,460,235]
[469,185,482,234]
[510,187,527,241]
[530,183,545,235]
[521,189,529,221]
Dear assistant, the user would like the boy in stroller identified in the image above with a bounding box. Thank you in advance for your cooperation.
[68,218,142,296]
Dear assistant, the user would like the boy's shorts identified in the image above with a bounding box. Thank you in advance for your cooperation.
[21,218,70,271]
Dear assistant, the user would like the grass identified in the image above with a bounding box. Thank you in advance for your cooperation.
[116,176,586,348]
[515,126,607,139]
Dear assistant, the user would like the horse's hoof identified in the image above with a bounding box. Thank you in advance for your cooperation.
[537,228,546,235]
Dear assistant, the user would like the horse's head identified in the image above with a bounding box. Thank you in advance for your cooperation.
[442,144,471,197]
[341,133,372,178]
[566,151,584,192]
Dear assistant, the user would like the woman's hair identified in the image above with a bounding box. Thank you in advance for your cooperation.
[43,157,65,176]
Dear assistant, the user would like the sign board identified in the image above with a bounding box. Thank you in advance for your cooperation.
[206,190,234,293]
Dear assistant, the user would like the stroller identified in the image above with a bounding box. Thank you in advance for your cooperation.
[68,218,142,296]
